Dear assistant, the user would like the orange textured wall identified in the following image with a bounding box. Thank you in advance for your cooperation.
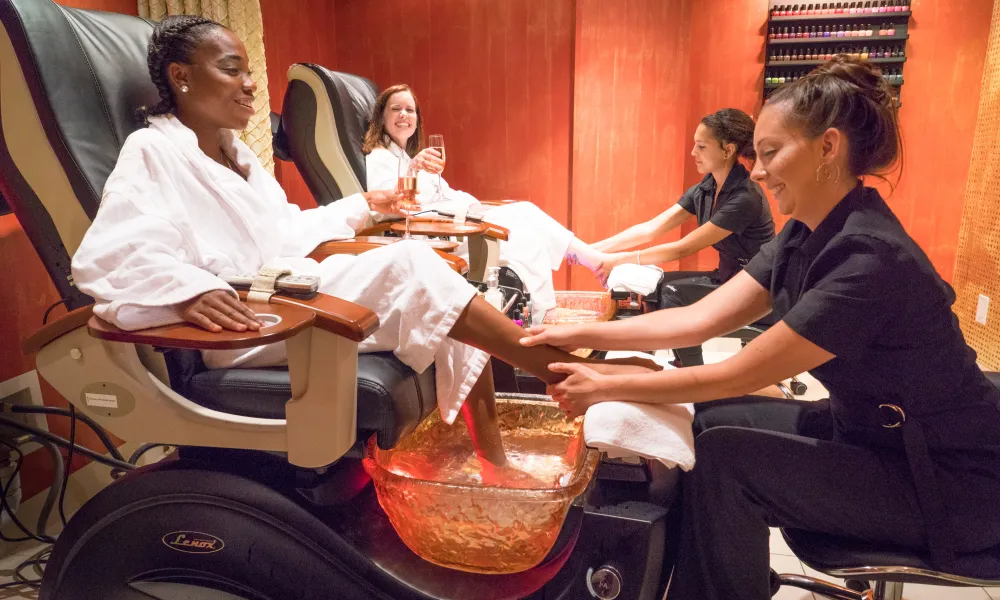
[877,0,993,282]
[569,0,694,290]
[331,0,576,287]
[260,0,338,210]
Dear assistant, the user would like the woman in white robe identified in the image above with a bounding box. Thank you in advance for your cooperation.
[72,16,656,468]
[363,84,616,320]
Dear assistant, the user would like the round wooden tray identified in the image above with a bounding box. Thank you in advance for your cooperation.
[389,221,486,237]
[352,235,460,253]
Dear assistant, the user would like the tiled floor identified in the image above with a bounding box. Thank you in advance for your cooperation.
[770,528,1000,599]
[0,543,45,600]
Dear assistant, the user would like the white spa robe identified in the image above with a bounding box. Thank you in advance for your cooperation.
[71,115,489,424]
[366,142,575,316]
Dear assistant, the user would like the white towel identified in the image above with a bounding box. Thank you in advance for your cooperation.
[605,264,664,297]
[583,352,696,471]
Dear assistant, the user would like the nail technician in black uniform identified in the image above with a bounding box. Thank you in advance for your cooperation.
[589,108,775,367]
[521,56,1000,600]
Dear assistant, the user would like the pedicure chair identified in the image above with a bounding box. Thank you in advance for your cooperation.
[0,1,676,598]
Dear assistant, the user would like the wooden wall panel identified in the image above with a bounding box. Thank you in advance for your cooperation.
[260,0,338,209]
[332,0,576,287]
[570,0,693,290]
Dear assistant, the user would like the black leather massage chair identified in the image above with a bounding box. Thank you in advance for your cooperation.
[0,1,675,598]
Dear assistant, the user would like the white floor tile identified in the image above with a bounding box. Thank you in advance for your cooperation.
[771,554,815,600]
[770,527,797,556]
[985,587,1000,600]
[899,584,990,599]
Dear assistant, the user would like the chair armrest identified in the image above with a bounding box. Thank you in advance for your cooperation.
[307,240,392,261]
[307,239,468,274]
[481,223,510,241]
[87,301,316,350]
[256,291,380,342]
[22,305,95,355]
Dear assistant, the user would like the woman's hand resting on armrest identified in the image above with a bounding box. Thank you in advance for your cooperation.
[181,290,264,333]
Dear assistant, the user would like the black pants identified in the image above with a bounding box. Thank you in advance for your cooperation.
[653,271,721,366]
[667,397,927,600]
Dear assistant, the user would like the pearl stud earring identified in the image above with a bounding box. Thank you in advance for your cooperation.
[181,85,189,93]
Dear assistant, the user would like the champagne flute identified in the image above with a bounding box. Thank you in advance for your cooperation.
[427,134,445,201]
[397,154,418,239]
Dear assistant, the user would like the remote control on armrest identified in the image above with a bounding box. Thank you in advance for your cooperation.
[432,208,488,223]
[220,273,321,294]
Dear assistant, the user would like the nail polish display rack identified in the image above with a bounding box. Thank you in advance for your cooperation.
[764,1,911,105]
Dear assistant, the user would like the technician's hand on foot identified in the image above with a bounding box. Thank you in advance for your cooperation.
[546,363,609,419]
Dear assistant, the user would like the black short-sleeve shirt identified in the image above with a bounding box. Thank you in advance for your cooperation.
[676,163,775,281]
[745,185,1000,548]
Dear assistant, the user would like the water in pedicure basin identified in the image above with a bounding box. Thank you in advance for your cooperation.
[363,396,598,574]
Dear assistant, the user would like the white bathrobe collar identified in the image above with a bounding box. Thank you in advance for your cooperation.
[145,114,285,262]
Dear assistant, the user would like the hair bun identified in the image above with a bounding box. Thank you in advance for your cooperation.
[814,55,892,108]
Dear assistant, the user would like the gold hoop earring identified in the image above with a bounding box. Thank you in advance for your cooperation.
[816,163,833,183]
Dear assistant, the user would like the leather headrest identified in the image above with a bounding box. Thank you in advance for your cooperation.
[0,0,157,218]
[281,64,377,205]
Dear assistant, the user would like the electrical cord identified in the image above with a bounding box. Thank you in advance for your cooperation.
[0,439,55,544]
[29,435,62,540]
[40,297,69,326]
[1,404,125,463]
[57,406,75,527]
[0,414,134,472]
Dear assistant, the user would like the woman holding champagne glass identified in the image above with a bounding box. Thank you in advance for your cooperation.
[364,84,618,320]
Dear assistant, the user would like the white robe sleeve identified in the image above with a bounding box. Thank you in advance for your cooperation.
[72,191,235,331]
[271,193,371,257]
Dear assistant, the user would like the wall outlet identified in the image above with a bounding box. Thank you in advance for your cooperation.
[0,370,48,453]
[976,294,990,325]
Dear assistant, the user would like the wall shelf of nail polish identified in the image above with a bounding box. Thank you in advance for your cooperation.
[770,11,910,23]
[769,33,908,44]
[764,1,911,105]
[767,56,905,66]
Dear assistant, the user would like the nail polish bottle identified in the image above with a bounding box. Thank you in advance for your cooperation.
[865,23,874,36]
[796,26,804,38]
[887,23,896,35]
[835,2,844,13]
[823,25,832,37]
[861,46,869,59]
[878,22,888,35]
[853,24,862,36]
[838,24,847,37]
[862,0,870,12]
[901,0,909,10]
[894,0,903,11]
[822,3,831,14]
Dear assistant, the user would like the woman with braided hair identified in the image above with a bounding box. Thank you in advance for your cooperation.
[71,16,659,471]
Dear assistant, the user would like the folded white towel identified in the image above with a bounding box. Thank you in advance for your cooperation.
[605,264,664,297]
[583,352,696,471]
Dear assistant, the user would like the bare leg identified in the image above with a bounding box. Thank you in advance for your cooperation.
[460,363,507,467]
[450,296,660,385]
